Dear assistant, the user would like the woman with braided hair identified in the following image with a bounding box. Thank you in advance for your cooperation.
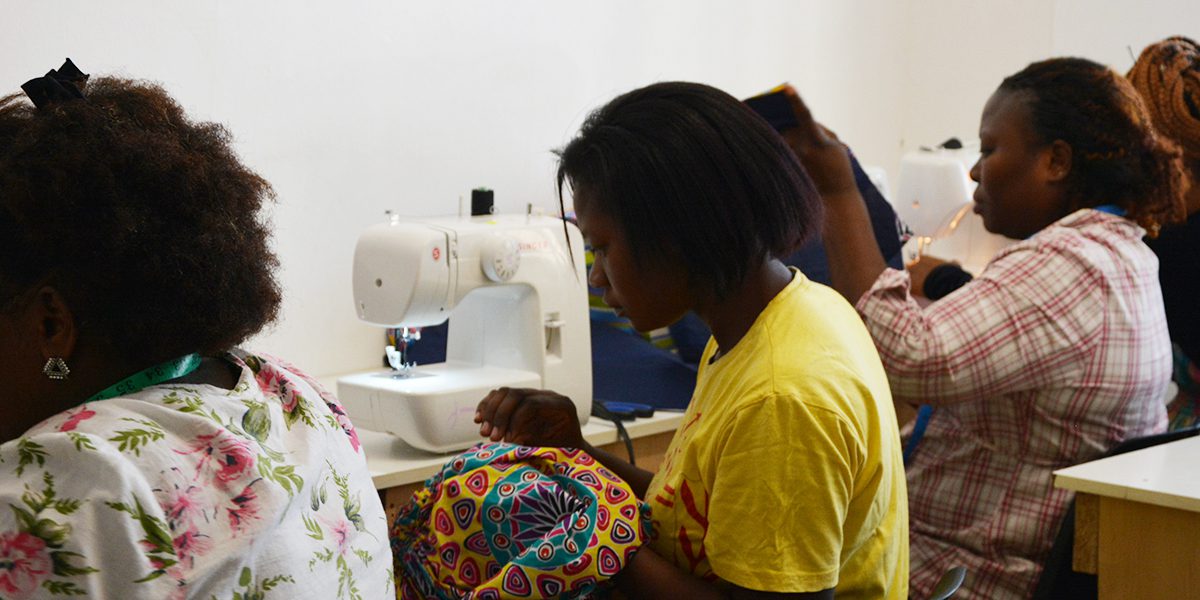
[784,57,1184,599]
[1129,36,1200,430]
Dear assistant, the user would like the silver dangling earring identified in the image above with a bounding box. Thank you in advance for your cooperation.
[43,357,70,380]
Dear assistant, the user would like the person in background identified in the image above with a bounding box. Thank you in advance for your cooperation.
[1128,35,1200,430]
[476,81,908,599]
[784,57,1184,599]
[911,38,1200,434]
[0,61,392,598]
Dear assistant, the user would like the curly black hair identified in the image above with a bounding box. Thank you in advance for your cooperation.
[1000,57,1187,236]
[0,76,281,365]
[555,81,822,301]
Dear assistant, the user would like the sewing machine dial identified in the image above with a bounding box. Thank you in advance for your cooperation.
[481,236,521,282]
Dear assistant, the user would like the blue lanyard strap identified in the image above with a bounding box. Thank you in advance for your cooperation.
[87,353,203,402]
[903,405,934,466]
[1094,204,1126,216]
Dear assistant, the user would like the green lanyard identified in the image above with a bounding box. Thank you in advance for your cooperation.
[86,353,203,402]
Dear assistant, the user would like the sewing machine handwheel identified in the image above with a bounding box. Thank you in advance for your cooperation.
[481,235,521,282]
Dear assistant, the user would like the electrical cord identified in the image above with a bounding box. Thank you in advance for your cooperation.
[591,401,636,466]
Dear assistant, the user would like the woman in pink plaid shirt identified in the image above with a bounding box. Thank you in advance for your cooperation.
[782,57,1187,599]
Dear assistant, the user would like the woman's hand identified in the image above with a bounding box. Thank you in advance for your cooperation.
[778,85,858,201]
[475,387,585,448]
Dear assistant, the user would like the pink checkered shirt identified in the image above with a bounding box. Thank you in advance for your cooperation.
[856,209,1170,600]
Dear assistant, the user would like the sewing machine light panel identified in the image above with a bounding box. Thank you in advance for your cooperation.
[352,221,455,327]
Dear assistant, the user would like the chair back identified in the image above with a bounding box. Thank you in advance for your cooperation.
[928,566,967,600]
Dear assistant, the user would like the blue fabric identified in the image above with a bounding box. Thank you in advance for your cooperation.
[788,150,906,285]
[904,405,934,465]
[590,321,697,411]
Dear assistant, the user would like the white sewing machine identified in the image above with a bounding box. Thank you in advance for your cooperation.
[337,213,592,453]
[894,147,1012,274]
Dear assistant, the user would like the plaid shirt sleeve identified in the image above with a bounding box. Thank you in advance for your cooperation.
[855,239,1106,406]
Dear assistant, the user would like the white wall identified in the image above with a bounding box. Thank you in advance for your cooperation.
[1,1,1196,379]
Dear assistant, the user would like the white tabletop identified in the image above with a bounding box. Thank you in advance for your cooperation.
[1053,435,1200,514]
[359,410,684,490]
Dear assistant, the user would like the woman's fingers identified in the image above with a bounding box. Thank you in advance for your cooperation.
[476,387,511,437]
[476,388,582,447]
[486,388,527,441]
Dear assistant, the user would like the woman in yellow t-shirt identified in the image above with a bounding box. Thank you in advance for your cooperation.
[475,81,908,599]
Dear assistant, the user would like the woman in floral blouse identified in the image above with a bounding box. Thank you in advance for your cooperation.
[0,61,392,598]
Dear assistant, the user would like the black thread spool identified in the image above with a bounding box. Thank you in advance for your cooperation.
[471,188,494,216]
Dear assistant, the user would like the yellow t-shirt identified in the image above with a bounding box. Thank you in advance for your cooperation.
[644,270,908,597]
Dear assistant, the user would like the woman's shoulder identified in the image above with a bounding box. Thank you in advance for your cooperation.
[0,361,391,598]
[980,209,1156,288]
[229,350,364,454]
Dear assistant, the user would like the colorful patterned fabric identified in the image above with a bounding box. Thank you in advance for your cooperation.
[392,443,651,599]
[857,209,1171,599]
[0,350,393,599]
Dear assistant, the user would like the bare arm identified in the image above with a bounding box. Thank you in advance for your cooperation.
[819,189,891,303]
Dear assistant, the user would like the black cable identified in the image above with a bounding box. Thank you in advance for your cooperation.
[591,401,637,465]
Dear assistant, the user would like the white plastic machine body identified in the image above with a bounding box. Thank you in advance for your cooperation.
[337,214,592,453]
[894,149,1013,273]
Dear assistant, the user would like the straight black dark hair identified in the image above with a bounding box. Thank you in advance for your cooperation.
[555,81,822,301]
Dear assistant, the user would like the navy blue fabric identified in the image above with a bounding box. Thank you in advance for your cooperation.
[1147,210,1200,365]
[590,321,697,410]
[923,263,975,300]
[788,151,905,284]
[402,322,449,365]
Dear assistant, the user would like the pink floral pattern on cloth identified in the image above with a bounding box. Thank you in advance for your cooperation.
[0,350,393,599]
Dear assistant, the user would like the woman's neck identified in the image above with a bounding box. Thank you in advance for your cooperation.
[696,259,794,359]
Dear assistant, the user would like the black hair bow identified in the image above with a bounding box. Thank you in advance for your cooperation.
[21,58,89,109]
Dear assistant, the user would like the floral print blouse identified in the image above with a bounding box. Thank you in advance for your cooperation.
[0,351,393,599]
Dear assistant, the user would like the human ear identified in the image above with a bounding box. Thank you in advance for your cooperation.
[1043,140,1073,183]
[31,286,78,362]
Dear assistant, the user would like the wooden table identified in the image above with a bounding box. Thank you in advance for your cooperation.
[360,411,683,525]
[1053,435,1200,600]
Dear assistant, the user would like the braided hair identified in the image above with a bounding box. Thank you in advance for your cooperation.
[1128,36,1200,176]
[1000,57,1186,236]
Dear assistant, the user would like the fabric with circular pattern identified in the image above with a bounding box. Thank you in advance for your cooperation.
[392,443,652,599]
